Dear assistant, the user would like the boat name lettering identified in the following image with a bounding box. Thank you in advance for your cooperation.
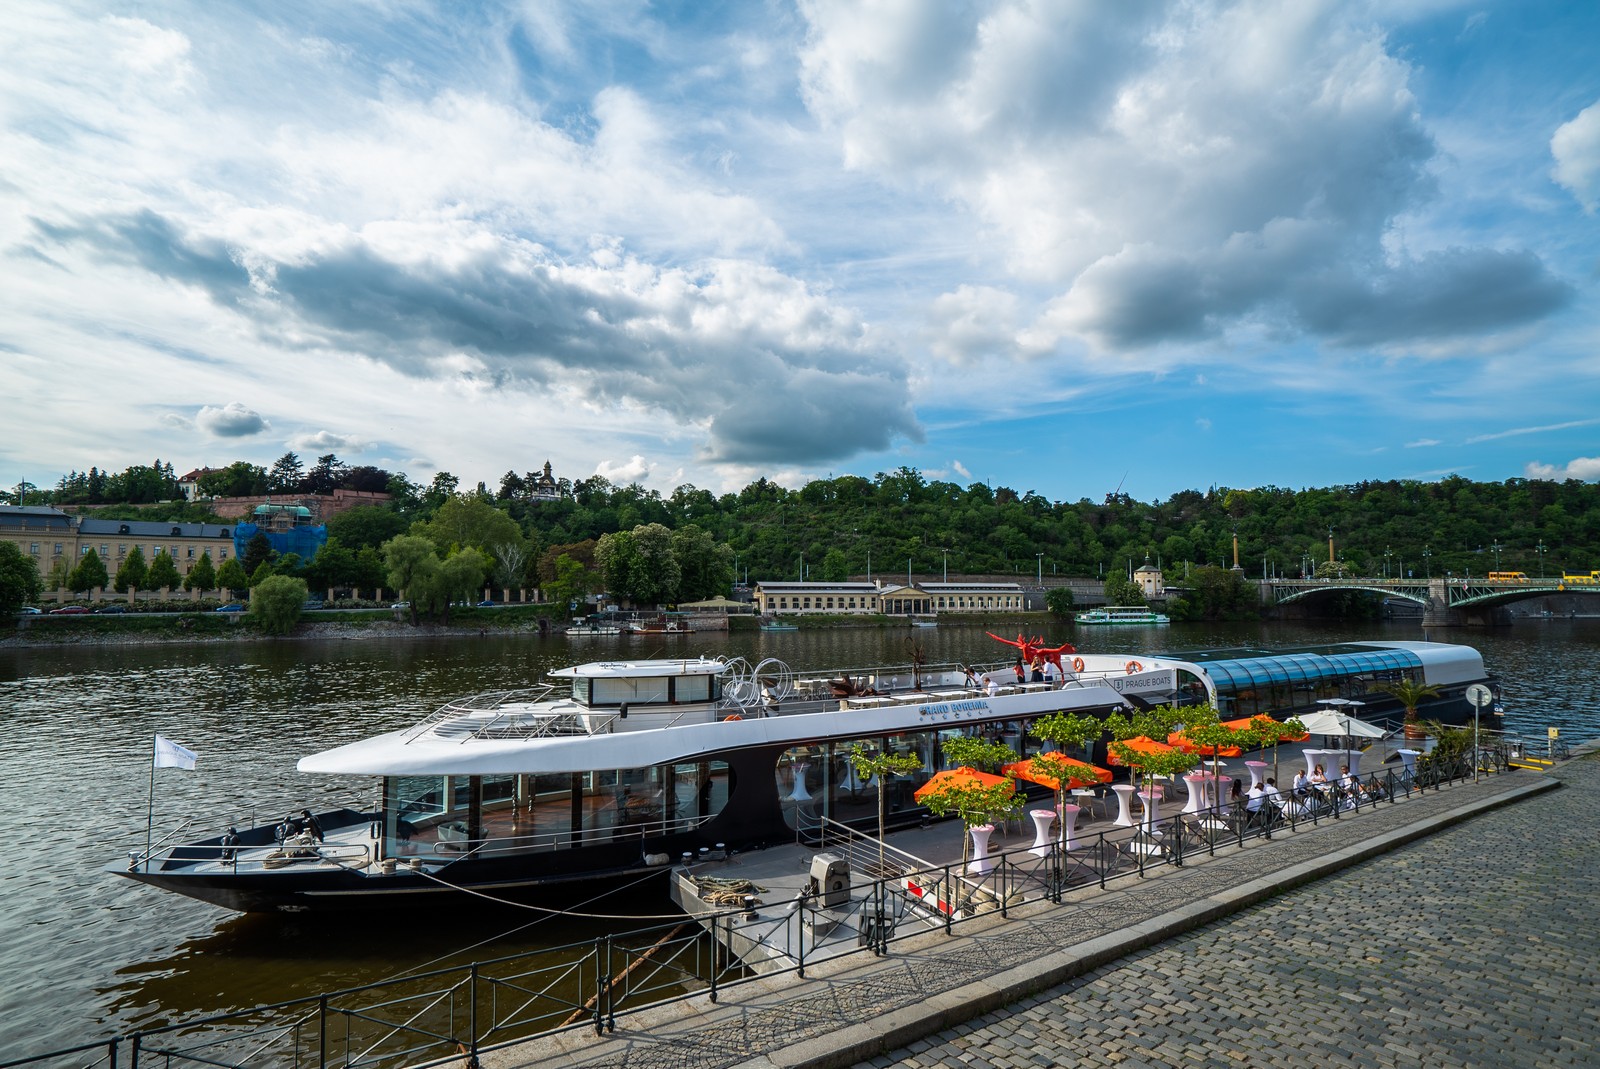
[1110,673,1167,693]
[920,700,991,718]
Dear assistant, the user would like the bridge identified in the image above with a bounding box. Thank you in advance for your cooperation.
[1262,576,1598,626]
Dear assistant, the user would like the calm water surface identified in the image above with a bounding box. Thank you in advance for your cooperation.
[1,618,1595,1052]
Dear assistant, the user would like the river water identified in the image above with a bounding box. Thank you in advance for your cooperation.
[1,618,1595,1053]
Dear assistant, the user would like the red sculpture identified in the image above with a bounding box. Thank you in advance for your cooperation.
[985,632,1077,672]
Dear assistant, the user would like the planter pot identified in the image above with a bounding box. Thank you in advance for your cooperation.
[1403,720,1426,741]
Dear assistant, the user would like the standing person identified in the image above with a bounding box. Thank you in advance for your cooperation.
[1042,658,1059,687]
[1013,658,1026,686]
[1029,656,1045,683]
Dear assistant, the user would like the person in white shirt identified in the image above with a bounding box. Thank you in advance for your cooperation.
[1293,769,1312,797]
[983,675,999,697]
[1042,659,1059,687]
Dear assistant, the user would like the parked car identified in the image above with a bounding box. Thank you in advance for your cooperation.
[215,603,246,613]
[302,599,325,610]
[49,605,91,615]
[391,601,410,609]
[477,599,496,607]
[17,606,41,614]
[94,604,129,614]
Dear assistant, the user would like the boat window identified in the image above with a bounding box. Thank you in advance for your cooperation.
[592,676,670,706]
[674,673,712,702]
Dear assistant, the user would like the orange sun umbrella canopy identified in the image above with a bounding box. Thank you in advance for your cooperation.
[913,766,1014,802]
[1166,730,1243,757]
[1222,716,1310,742]
[1105,735,1175,766]
[1003,756,1112,790]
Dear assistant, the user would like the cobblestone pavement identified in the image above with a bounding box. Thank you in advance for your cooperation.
[483,762,1578,1069]
[853,757,1600,1069]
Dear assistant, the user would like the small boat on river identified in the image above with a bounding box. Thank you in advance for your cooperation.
[115,639,1499,913]
[1075,606,1170,625]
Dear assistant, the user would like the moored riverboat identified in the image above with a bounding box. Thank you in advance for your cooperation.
[1074,606,1171,625]
[115,639,1497,913]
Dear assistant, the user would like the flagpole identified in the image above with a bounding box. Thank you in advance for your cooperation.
[146,732,156,870]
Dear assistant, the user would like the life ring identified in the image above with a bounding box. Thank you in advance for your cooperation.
[1071,657,1085,673]
[1125,660,1143,674]
[723,714,743,721]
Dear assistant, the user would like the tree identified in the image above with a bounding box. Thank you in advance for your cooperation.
[269,452,305,493]
[418,496,523,556]
[1102,572,1145,606]
[1045,587,1076,618]
[436,549,489,623]
[113,545,148,594]
[198,461,268,499]
[383,535,442,625]
[242,531,275,576]
[492,541,528,595]
[67,549,108,595]
[1183,566,1258,619]
[1027,713,1106,846]
[44,555,70,592]
[0,543,41,615]
[250,575,308,636]
[847,743,925,871]
[304,454,348,495]
[215,557,250,596]
[249,561,277,587]
[544,553,594,613]
[326,505,407,550]
[145,549,182,592]
[916,777,1021,872]
[184,551,217,592]
[596,523,680,606]
[302,538,356,592]
[940,735,1016,774]
[670,524,733,601]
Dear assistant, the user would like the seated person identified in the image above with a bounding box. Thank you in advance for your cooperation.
[1292,769,1312,797]
[274,813,303,843]
[1310,764,1328,788]
[300,808,325,843]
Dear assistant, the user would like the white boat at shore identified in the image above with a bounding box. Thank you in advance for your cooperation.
[114,638,1498,914]
[1075,607,1170,625]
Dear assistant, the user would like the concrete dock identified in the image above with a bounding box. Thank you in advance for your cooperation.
[476,744,1597,1069]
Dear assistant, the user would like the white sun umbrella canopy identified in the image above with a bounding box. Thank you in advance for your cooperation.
[1297,709,1387,738]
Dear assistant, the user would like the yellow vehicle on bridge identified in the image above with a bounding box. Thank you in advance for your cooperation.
[1560,570,1599,586]
[1487,571,1529,582]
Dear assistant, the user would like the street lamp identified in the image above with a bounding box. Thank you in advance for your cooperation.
[941,547,948,583]
[1423,545,1432,580]
[1491,540,1502,572]
[1536,539,1547,578]
[1035,552,1043,585]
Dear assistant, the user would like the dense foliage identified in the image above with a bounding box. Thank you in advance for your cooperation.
[15,451,1600,602]
[0,543,41,614]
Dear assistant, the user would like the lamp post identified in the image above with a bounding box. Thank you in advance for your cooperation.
[1536,539,1546,579]
[1423,545,1432,580]
[941,548,948,583]
[1491,540,1502,572]
[1035,553,1043,585]
[1384,546,1392,580]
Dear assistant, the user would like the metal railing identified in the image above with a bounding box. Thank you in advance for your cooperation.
[9,747,1520,1069]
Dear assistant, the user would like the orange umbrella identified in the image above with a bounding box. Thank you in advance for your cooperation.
[1003,756,1112,790]
[1166,730,1242,757]
[1222,716,1310,742]
[1105,735,1174,766]
[913,766,1013,802]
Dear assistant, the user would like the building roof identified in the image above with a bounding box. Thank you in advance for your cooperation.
[753,582,881,593]
[0,505,75,530]
[78,518,236,539]
[918,581,1024,592]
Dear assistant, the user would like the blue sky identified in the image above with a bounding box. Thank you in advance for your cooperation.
[2,1,1598,504]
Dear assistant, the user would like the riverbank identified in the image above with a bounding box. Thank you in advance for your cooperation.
[1,609,1049,649]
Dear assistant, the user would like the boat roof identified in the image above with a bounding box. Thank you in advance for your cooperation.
[546,656,729,680]
[1152,640,1483,690]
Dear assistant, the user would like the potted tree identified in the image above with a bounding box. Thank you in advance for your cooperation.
[1378,678,1442,741]
[847,742,925,874]
[1026,713,1105,848]
[925,735,1018,873]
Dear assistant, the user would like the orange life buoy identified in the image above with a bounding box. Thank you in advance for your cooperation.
[1071,657,1085,673]
[723,714,742,721]
[1125,660,1143,674]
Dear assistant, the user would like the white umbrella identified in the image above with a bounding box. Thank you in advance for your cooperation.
[1297,710,1387,738]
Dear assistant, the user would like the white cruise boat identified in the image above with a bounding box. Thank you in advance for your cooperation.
[1074,606,1171,625]
[115,639,1497,913]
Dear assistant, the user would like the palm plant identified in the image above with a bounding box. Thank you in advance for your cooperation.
[1378,677,1442,737]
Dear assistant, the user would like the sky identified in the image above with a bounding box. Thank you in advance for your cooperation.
[2,1,1598,506]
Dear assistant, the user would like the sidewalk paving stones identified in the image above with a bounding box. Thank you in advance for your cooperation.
[478,758,1594,1069]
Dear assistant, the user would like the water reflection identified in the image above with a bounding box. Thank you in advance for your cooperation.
[1,619,1595,1053]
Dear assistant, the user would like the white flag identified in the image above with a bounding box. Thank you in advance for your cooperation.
[154,734,198,770]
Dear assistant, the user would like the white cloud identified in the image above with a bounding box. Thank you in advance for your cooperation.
[195,403,269,437]
[595,455,651,484]
[289,430,373,453]
[1552,99,1600,212]
[1525,456,1600,482]
[951,459,971,480]
[1405,438,1441,449]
